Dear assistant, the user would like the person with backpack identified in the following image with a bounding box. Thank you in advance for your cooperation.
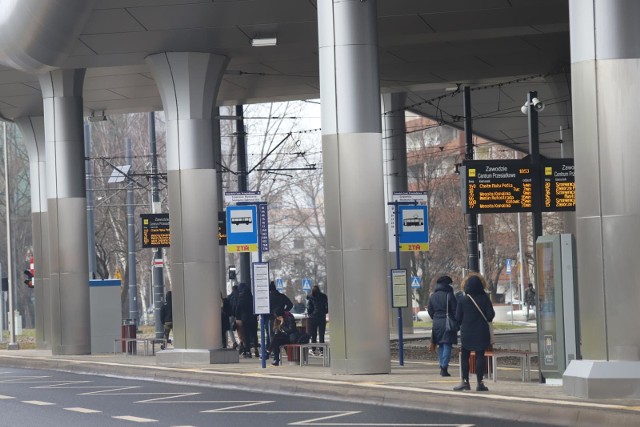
[306,284,328,356]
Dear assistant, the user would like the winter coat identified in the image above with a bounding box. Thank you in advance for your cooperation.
[455,277,495,351]
[427,282,458,345]
[306,291,328,321]
[269,289,293,315]
[160,292,172,325]
[235,284,258,328]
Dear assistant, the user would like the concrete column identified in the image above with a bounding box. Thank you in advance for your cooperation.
[146,52,236,364]
[318,0,390,374]
[15,116,51,350]
[382,93,413,335]
[564,0,640,398]
[38,69,90,355]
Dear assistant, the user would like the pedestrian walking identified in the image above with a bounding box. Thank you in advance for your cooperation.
[454,273,495,392]
[524,283,536,321]
[427,275,458,377]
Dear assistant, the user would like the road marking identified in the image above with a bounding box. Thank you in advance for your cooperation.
[23,400,55,406]
[113,415,157,423]
[64,407,102,414]
[0,394,15,399]
[201,401,273,412]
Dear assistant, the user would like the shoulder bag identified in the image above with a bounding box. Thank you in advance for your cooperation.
[445,294,457,332]
[468,295,495,344]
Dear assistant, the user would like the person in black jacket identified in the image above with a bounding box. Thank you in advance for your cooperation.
[427,275,457,377]
[454,273,495,392]
[268,281,293,350]
[306,285,328,355]
[160,291,173,346]
[235,283,258,358]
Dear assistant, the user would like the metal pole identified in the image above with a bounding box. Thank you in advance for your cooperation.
[126,137,138,325]
[236,105,250,285]
[149,113,165,339]
[394,203,404,366]
[464,86,479,272]
[84,121,97,279]
[4,122,17,349]
[527,90,544,383]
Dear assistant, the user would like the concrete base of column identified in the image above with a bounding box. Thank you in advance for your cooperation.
[563,360,640,398]
[156,349,239,365]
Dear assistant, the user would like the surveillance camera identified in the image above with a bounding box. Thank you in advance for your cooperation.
[531,97,545,111]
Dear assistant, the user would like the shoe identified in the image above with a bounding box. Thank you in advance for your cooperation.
[254,350,260,358]
[232,342,238,350]
[441,367,451,377]
[453,381,471,391]
[271,360,280,366]
[309,349,316,356]
[476,383,489,392]
[242,352,251,358]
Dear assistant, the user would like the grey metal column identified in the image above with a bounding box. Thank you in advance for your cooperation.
[382,93,413,335]
[564,0,640,398]
[125,137,138,324]
[15,116,51,350]
[212,108,227,294]
[38,69,90,355]
[318,0,390,374]
[149,112,165,340]
[147,52,236,364]
[84,121,97,280]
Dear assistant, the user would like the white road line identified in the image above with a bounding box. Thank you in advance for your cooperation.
[200,401,274,412]
[288,411,360,424]
[22,400,55,406]
[64,407,102,414]
[112,415,157,423]
[0,394,15,399]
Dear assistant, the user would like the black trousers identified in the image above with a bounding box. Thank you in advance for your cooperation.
[460,347,485,384]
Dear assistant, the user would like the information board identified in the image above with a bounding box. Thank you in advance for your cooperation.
[542,159,575,212]
[464,160,533,213]
[141,213,170,248]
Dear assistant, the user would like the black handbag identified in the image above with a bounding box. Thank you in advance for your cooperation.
[445,294,458,332]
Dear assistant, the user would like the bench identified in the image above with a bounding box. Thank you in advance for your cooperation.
[282,342,330,367]
[463,349,533,382]
[113,337,167,356]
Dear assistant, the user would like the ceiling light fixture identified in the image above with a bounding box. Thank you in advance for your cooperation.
[251,37,277,47]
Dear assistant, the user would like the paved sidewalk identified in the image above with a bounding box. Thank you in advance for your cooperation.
[0,346,638,427]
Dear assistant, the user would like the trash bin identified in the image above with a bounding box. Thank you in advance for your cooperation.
[302,316,311,334]
[285,345,300,364]
[121,319,136,354]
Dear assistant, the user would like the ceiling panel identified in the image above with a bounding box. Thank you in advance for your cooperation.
[0,0,572,158]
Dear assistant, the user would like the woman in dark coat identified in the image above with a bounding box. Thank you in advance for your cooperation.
[427,275,457,377]
[454,273,495,392]
[235,283,258,358]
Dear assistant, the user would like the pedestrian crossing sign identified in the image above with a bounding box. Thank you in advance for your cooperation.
[302,278,312,291]
[411,276,421,289]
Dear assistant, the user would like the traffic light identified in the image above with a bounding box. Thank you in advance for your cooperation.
[23,269,33,288]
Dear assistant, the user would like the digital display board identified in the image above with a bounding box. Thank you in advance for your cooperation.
[141,213,170,248]
[464,160,534,213]
[463,159,576,214]
[542,159,575,212]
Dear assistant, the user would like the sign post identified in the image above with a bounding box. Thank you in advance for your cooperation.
[388,193,429,367]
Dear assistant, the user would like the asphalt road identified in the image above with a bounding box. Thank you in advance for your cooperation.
[0,366,549,426]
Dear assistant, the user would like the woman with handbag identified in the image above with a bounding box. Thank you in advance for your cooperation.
[454,273,495,392]
[427,275,458,377]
